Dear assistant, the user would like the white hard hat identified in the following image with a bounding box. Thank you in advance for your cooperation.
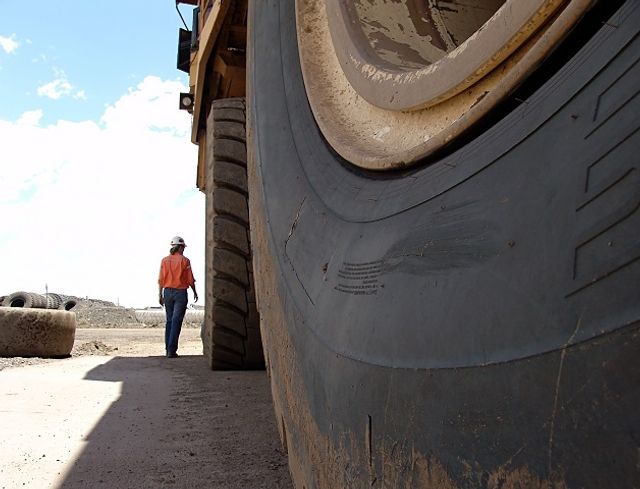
[170,236,187,247]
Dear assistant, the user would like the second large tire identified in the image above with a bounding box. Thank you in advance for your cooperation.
[202,97,264,370]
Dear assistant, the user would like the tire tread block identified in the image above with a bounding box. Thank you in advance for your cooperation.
[214,160,248,193]
[212,98,245,110]
[213,278,248,314]
[212,328,245,355]
[212,108,245,124]
[214,139,247,167]
[212,304,247,337]
[213,248,250,286]
[214,187,249,224]
[213,120,247,142]
[214,216,250,256]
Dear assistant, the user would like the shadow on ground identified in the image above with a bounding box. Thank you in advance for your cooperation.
[56,355,293,489]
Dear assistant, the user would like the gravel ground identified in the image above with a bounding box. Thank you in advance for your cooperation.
[0,325,201,371]
[0,327,294,488]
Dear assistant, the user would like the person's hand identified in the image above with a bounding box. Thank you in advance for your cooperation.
[159,295,164,306]
[193,293,199,303]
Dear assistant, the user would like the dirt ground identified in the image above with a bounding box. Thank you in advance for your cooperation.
[0,327,294,489]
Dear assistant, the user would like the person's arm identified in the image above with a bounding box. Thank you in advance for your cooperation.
[185,257,198,302]
[158,260,165,306]
[191,283,198,303]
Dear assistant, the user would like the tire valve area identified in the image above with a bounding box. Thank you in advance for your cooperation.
[335,261,383,296]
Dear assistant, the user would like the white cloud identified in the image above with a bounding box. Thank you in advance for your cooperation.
[0,34,19,54]
[37,78,73,100]
[36,68,85,100]
[101,76,188,135]
[0,77,202,307]
[16,109,43,126]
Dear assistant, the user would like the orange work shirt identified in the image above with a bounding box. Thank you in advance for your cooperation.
[158,254,195,289]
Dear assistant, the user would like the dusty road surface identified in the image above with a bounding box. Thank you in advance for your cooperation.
[0,328,293,489]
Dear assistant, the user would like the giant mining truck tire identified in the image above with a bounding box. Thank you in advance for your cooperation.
[247,1,640,488]
[202,98,264,370]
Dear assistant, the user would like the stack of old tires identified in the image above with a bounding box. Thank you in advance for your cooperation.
[0,291,78,311]
[0,291,76,358]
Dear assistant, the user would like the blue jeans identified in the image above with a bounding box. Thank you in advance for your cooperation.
[164,288,188,356]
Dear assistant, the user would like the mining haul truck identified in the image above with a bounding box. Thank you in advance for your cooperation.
[174,0,639,487]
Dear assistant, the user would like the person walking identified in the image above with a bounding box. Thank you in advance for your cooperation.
[158,236,198,358]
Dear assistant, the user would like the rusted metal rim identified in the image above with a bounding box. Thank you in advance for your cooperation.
[296,0,593,170]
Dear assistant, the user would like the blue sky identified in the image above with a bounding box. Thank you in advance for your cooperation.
[1,1,191,123]
[0,2,205,308]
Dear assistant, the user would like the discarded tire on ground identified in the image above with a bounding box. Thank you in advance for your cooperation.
[0,308,76,357]
[202,98,264,370]
[58,298,78,311]
[2,291,47,309]
[44,293,63,310]
[248,1,639,488]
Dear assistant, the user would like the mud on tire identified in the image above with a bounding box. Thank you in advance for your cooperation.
[202,97,264,370]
